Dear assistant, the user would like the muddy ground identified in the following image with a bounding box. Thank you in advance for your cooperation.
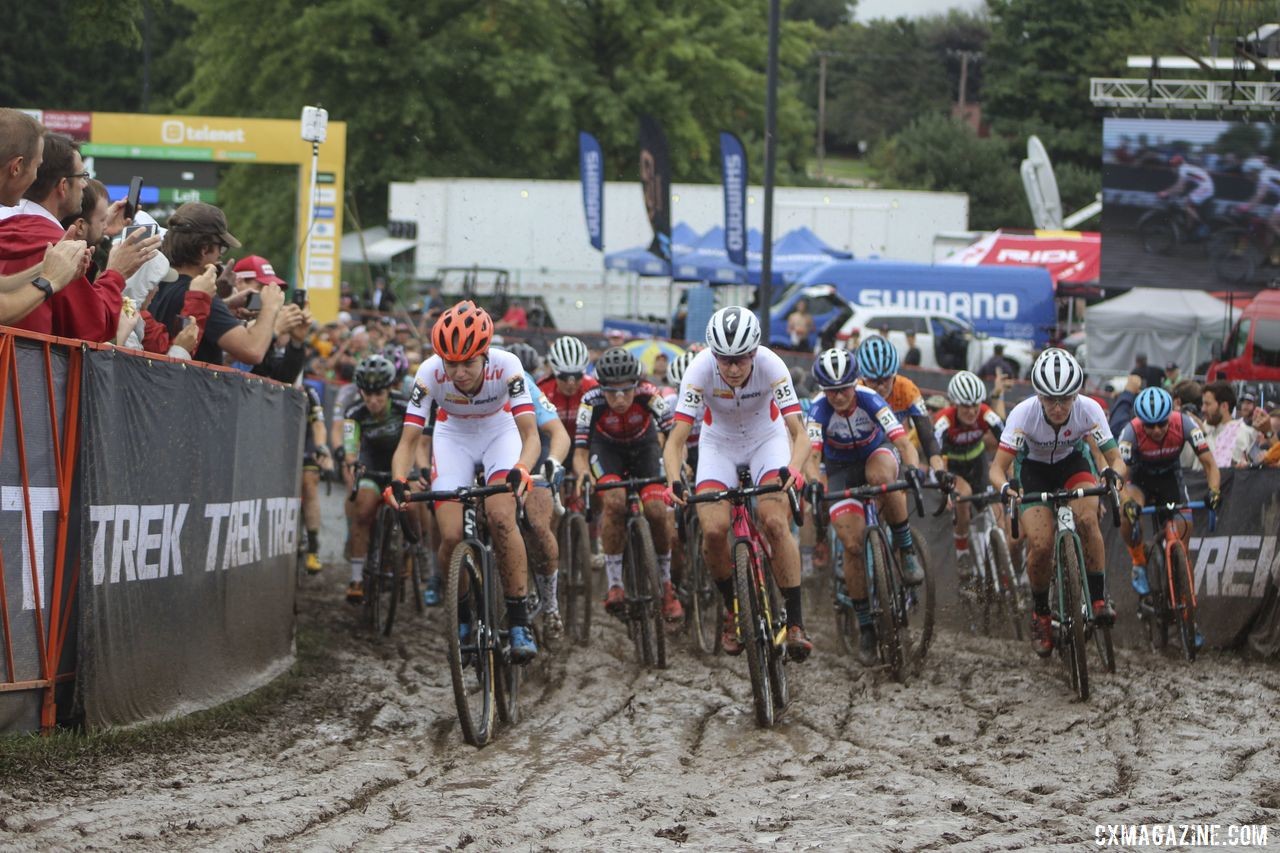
[1,493,1278,851]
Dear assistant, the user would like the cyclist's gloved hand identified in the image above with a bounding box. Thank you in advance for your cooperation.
[1000,479,1021,500]
[384,477,410,509]
[1207,489,1222,512]
[1101,467,1123,490]
[784,465,805,493]
[665,479,686,506]
[508,463,533,497]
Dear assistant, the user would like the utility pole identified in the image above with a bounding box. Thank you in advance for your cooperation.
[760,0,780,327]
[816,53,827,177]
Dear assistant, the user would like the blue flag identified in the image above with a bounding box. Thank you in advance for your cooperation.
[719,132,747,268]
[579,131,604,251]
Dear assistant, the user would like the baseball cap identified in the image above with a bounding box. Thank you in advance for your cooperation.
[1241,388,1259,403]
[1165,361,1178,371]
[165,202,240,248]
[233,255,284,285]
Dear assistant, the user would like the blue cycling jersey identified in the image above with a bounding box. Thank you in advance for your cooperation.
[806,386,905,463]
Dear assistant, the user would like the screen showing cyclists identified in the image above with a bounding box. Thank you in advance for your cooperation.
[664,307,814,662]
[988,349,1127,659]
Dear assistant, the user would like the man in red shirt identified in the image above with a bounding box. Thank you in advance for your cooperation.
[0,133,157,339]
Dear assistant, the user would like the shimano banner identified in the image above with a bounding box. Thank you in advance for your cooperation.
[77,351,305,729]
[578,131,604,252]
[719,131,747,268]
[638,114,672,261]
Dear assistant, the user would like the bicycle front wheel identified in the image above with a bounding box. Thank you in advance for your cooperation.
[906,526,935,674]
[1138,211,1178,255]
[1057,537,1090,701]
[1209,227,1261,284]
[763,554,789,716]
[558,513,593,646]
[446,542,495,747]
[686,512,721,655]
[374,507,401,637]
[990,529,1023,641]
[633,516,666,670]
[1145,544,1170,651]
[1170,542,1198,663]
[734,541,775,727]
[866,525,904,681]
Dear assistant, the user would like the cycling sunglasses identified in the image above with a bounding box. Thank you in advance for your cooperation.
[714,351,755,367]
[1039,393,1077,406]
[556,371,584,381]
[602,384,637,395]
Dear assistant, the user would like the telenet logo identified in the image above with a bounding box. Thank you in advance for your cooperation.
[160,119,247,145]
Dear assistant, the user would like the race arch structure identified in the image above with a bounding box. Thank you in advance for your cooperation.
[17,108,346,323]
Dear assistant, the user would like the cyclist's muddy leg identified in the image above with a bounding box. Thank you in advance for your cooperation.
[351,487,380,582]
[1020,505,1055,595]
[485,492,528,597]
[757,492,799,586]
[832,504,867,600]
[953,475,972,535]
[600,488,626,590]
[696,500,732,584]
[1072,494,1106,601]
[642,497,672,579]
[435,501,464,592]
[526,488,558,575]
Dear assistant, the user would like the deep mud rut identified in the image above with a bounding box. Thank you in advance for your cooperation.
[2,496,1278,851]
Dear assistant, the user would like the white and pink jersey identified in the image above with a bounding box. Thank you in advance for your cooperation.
[405,349,535,430]
[672,346,802,443]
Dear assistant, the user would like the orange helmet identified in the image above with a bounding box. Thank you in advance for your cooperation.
[432,300,493,362]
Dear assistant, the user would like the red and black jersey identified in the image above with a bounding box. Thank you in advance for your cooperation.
[538,374,598,437]
[575,381,672,447]
[932,403,1004,461]
[1118,412,1208,473]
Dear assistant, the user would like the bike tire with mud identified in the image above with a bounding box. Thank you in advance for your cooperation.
[446,542,495,747]
[634,515,666,670]
[686,512,721,655]
[374,508,401,637]
[1145,545,1170,651]
[763,554,788,717]
[1057,537,1090,701]
[990,529,1022,641]
[1208,227,1262,285]
[906,527,935,674]
[866,526,904,682]
[1170,543,1197,663]
[558,513,593,647]
[734,541,775,727]
[1138,211,1178,255]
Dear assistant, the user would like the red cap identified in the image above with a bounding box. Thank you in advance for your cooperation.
[233,255,285,286]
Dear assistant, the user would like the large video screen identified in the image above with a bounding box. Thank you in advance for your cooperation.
[1102,117,1279,290]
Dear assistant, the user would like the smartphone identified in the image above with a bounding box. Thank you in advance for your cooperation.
[122,223,156,241]
[291,288,308,308]
[166,314,189,337]
[125,176,143,220]
[246,292,263,312]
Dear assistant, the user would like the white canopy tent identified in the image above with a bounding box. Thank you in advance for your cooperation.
[1084,288,1239,374]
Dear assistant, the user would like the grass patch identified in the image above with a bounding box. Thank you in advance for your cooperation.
[0,621,332,780]
[807,155,877,184]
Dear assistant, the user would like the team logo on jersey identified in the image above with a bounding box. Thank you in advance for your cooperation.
[445,393,470,405]
[410,381,427,407]
[508,376,525,398]
[713,389,734,399]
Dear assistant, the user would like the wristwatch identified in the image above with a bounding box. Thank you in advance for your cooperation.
[31,277,54,301]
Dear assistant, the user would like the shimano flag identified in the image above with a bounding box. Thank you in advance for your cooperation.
[719,132,747,268]
[638,115,672,261]
[578,131,604,252]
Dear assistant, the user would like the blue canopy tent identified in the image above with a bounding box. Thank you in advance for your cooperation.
[754,226,852,286]
[603,221,701,275]
[671,226,747,284]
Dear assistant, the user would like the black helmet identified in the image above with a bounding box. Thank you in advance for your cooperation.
[505,341,542,374]
[596,346,640,384]
[354,354,396,392]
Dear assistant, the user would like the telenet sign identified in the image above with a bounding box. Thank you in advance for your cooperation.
[90,112,345,166]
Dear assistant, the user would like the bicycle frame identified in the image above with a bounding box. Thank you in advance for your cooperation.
[1140,501,1215,653]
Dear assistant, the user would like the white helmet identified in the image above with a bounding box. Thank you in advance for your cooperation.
[1030,348,1084,397]
[1244,156,1267,175]
[667,350,695,385]
[705,306,761,357]
[947,371,986,406]
[546,335,590,374]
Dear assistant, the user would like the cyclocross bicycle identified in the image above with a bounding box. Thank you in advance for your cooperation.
[1137,500,1215,662]
[676,476,721,655]
[408,469,527,747]
[814,471,935,683]
[351,465,424,637]
[557,474,593,646]
[1006,479,1121,701]
[594,475,668,670]
[954,488,1023,640]
[685,466,802,727]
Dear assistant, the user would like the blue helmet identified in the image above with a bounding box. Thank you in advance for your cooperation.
[812,348,857,388]
[1134,386,1174,425]
[856,336,900,380]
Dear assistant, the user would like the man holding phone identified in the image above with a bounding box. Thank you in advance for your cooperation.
[232,253,312,381]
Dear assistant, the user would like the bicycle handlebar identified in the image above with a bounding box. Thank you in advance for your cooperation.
[1140,500,1218,532]
[593,475,667,494]
[684,466,789,505]
[1003,480,1120,541]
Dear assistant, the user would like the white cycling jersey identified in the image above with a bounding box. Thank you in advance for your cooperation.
[1257,168,1280,201]
[673,346,802,442]
[405,349,534,428]
[998,394,1114,465]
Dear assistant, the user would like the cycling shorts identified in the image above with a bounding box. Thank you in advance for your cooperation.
[590,437,663,484]
[431,416,522,493]
[1131,467,1189,509]
[948,455,989,493]
[1013,450,1096,507]
[696,427,791,492]
[826,446,900,521]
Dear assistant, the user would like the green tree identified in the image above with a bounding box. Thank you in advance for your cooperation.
[785,0,853,30]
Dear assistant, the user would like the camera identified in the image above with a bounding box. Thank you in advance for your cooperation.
[292,288,308,308]
[300,106,328,144]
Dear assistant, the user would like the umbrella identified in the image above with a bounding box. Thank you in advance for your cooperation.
[622,338,686,373]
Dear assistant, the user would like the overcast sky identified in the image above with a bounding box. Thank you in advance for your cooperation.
[855,0,983,22]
